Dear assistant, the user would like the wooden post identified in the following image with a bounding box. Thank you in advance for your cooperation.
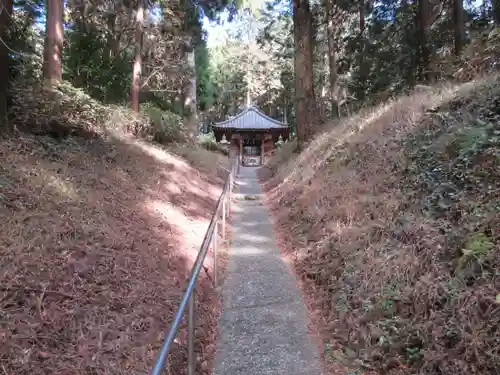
[261,140,265,165]
[239,138,243,166]
[229,186,232,212]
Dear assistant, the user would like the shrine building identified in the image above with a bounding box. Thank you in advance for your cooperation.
[212,105,289,166]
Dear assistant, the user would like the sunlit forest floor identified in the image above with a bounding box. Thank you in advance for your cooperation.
[0,128,228,374]
[261,76,500,375]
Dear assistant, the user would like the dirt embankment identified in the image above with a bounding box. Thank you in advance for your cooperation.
[262,77,500,375]
[0,130,228,375]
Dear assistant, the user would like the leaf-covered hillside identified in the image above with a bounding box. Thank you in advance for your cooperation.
[263,76,500,375]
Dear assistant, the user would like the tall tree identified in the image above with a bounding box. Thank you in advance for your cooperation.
[184,45,199,136]
[293,0,316,148]
[43,0,64,83]
[453,0,465,55]
[181,0,201,136]
[131,0,145,112]
[0,0,13,129]
[417,0,430,81]
[493,0,500,24]
[325,0,339,117]
[357,0,368,101]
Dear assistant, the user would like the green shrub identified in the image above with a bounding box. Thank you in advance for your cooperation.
[458,232,494,269]
[197,133,218,150]
[197,133,228,155]
[141,102,185,144]
[9,78,151,138]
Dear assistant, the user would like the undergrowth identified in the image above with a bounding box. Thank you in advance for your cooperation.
[1,80,229,374]
[262,76,500,375]
[197,133,229,155]
[9,79,189,144]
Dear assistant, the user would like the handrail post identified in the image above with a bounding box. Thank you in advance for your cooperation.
[187,289,195,375]
[227,179,231,213]
[222,196,226,240]
[228,171,233,212]
[213,218,218,286]
[150,166,233,375]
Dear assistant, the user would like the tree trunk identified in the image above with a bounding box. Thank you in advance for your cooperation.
[417,0,430,81]
[131,0,145,112]
[359,0,365,65]
[493,0,500,25]
[293,0,316,149]
[453,0,465,55]
[325,0,339,117]
[43,0,64,83]
[0,0,13,130]
[184,48,199,138]
[106,13,121,59]
[358,0,369,101]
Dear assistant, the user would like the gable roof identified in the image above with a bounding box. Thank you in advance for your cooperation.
[213,106,288,130]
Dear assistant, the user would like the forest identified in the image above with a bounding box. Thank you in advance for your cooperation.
[1,0,500,374]
[1,0,498,141]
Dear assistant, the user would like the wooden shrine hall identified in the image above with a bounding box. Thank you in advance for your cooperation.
[212,106,290,166]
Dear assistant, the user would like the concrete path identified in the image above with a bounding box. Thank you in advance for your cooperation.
[213,166,324,375]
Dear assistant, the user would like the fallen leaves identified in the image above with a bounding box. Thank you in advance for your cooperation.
[0,132,228,375]
[262,76,500,375]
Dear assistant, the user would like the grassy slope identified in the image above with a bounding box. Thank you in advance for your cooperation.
[1,86,229,374]
[262,77,500,375]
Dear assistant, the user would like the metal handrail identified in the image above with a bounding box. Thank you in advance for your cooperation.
[150,159,237,375]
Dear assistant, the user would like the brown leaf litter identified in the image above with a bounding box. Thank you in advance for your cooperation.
[261,77,500,375]
[0,131,228,375]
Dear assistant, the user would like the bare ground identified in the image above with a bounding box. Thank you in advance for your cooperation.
[0,131,228,375]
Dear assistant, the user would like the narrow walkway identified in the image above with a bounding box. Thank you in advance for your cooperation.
[214,167,324,375]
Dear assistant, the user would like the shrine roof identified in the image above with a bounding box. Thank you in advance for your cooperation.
[213,106,288,130]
